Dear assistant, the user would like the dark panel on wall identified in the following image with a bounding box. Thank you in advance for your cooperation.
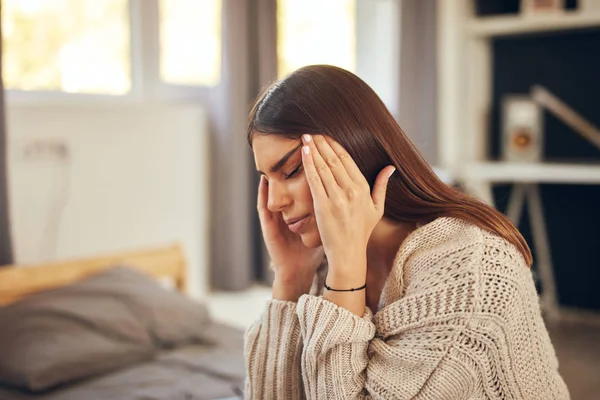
[491,29,600,162]
[490,29,600,311]
[493,184,600,310]
[565,0,579,10]
[474,0,520,16]
[474,0,578,16]
[540,184,600,310]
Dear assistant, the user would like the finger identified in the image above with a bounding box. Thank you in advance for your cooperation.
[257,176,273,220]
[372,166,396,212]
[257,176,267,210]
[310,135,353,189]
[301,144,328,201]
[323,135,366,184]
[302,135,340,198]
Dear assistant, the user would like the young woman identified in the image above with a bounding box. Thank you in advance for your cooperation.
[244,65,569,399]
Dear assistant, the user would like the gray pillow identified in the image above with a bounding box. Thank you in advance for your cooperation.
[0,267,212,392]
[72,267,213,347]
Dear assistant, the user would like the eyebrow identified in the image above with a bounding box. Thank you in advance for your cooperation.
[257,143,303,175]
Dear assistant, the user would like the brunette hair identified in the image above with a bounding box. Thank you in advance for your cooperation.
[247,65,532,266]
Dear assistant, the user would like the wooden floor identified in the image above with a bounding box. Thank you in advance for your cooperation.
[548,321,600,400]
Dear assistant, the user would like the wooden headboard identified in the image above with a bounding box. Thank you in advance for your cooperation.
[0,244,187,306]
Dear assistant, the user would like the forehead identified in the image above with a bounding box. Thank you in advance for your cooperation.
[252,134,300,169]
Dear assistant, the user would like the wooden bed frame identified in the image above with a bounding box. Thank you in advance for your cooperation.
[0,244,187,306]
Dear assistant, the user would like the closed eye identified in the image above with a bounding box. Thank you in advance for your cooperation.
[284,164,302,180]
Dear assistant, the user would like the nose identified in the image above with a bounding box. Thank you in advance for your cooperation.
[267,181,292,212]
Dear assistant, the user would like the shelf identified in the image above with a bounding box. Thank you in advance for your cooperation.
[462,162,600,184]
[467,12,600,38]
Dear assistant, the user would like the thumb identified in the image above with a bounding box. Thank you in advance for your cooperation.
[372,166,396,212]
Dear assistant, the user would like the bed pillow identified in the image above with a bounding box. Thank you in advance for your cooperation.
[70,266,213,347]
[0,266,211,392]
[0,279,155,392]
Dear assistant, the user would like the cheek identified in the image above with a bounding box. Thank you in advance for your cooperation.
[289,177,314,210]
[297,177,321,247]
[299,180,314,207]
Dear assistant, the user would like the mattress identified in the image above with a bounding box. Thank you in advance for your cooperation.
[0,323,246,400]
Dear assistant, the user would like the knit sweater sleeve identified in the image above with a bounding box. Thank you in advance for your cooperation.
[244,263,327,399]
[244,299,304,399]
[296,287,476,400]
[296,295,375,399]
[295,237,484,400]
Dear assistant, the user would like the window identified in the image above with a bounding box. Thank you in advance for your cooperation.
[2,0,223,96]
[159,0,221,86]
[3,0,130,95]
[277,0,356,78]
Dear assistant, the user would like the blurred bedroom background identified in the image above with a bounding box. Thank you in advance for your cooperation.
[0,0,599,399]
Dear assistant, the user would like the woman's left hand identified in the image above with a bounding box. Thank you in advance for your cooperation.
[301,134,395,285]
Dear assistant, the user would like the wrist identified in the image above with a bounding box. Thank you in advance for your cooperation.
[327,248,366,269]
[323,269,367,317]
[327,256,367,281]
[272,276,312,302]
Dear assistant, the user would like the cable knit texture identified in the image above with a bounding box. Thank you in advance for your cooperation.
[244,217,569,399]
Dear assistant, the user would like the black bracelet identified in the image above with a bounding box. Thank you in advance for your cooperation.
[324,282,367,292]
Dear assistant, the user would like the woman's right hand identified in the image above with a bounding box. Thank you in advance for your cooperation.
[257,176,324,301]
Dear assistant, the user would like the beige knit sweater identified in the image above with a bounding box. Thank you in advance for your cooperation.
[244,217,569,399]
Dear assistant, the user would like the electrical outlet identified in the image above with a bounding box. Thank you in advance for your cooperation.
[21,138,69,163]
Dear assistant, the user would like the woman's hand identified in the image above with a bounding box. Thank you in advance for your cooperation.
[301,134,395,314]
[257,175,324,302]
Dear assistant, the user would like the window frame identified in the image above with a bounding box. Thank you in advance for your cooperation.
[4,0,215,104]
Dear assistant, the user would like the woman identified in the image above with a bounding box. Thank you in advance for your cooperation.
[244,65,568,399]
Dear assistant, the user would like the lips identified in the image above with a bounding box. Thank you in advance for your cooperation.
[285,214,310,234]
[285,215,309,225]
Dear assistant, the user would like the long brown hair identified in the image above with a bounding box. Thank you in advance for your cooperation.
[247,65,532,266]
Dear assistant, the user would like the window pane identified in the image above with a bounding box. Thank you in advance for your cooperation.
[2,0,130,94]
[277,0,356,78]
[159,0,221,86]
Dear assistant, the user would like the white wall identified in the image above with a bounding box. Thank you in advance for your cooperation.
[6,103,210,298]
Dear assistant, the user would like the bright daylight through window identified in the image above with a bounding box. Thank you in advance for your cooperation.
[277,0,356,78]
[3,0,130,95]
[159,0,221,87]
[2,0,222,95]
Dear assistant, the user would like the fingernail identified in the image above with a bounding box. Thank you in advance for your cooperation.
[388,167,396,178]
[303,146,310,155]
[303,134,311,143]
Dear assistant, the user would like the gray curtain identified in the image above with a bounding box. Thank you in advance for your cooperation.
[398,0,438,166]
[0,8,14,265]
[209,0,273,290]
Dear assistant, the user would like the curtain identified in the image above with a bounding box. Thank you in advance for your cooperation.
[0,7,14,266]
[209,0,274,290]
[398,0,438,166]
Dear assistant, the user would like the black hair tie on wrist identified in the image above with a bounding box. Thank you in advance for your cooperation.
[324,282,367,292]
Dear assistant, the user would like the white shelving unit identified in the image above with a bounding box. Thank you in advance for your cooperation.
[438,2,600,181]
[437,0,600,322]
[463,162,600,184]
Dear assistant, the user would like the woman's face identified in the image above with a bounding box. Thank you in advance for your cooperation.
[252,134,321,248]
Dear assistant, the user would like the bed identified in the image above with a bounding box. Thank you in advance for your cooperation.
[0,245,245,400]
